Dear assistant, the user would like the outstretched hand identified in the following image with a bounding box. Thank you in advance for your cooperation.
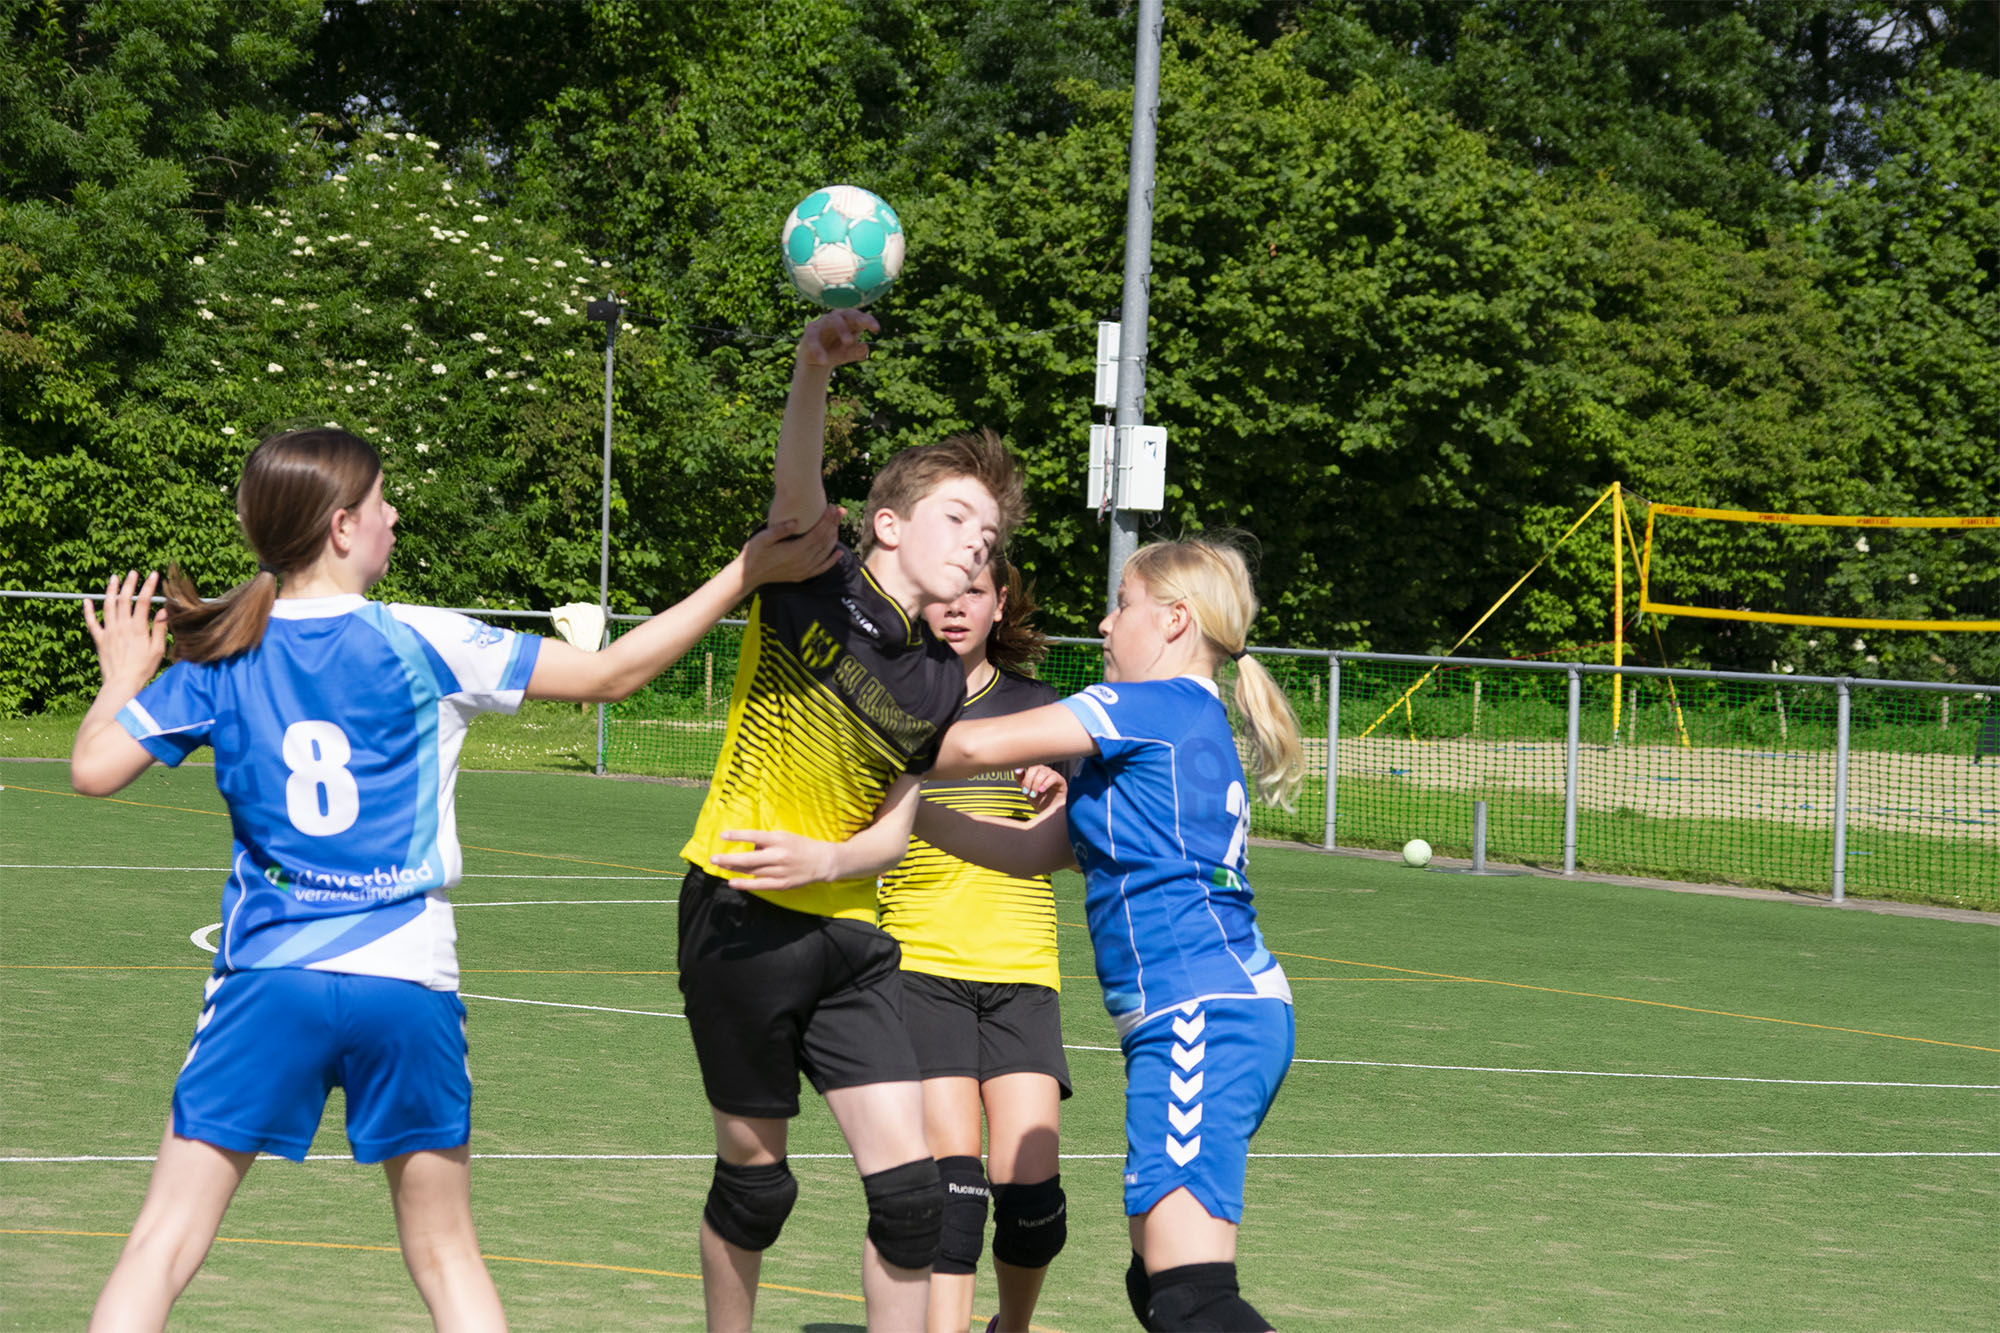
[796,309,879,371]
[742,504,843,589]
[710,829,841,892]
[82,570,168,695]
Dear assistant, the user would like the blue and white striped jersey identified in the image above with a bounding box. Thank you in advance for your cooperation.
[1061,677,1292,1037]
[118,595,540,990]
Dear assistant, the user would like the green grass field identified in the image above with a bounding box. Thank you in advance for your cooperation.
[2,753,1996,1330]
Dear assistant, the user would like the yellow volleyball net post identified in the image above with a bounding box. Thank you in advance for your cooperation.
[1359,482,1622,740]
[1619,494,1690,748]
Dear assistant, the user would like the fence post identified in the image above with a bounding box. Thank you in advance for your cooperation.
[1323,654,1340,850]
[1563,667,1580,875]
[1832,678,1851,903]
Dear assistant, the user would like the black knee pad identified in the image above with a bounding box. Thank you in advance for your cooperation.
[1128,1250,1158,1330]
[703,1158,798,1252]
[933,1155,989,1276]
[862,1158,944,1271]
[1147,1262,1270,1331]
[990,1174,1066,1269]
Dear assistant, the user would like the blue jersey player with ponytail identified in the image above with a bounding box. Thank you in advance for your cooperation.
[69,426,839,1332]
[917,537,1306,1332]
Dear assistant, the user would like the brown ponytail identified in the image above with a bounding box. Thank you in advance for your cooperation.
[984,551,1049,673]
[167,427,381,663]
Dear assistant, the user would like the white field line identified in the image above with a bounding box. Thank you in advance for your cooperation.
[159,902,2000,1095]
[1057,1044,1996,1090]
[455,899,676,908]
[3,865,675,881]
[7,1151,1995,1165]
[463,994,685,1020]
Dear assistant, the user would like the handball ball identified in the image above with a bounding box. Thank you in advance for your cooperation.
[1401,838,1433,868]
[781,186,904,308]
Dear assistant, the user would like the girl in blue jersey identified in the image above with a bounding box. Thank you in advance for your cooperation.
[918,537,1305,1333]
[70,426,839,1332]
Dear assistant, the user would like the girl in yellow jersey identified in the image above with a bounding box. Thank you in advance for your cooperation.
[876,552,1071,1333]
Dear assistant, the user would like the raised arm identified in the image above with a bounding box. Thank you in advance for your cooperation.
[708,773,927,892]
[71,570,168,797]
[770,309,877,532]
[527,504,841,703]
[931,701,1097,782]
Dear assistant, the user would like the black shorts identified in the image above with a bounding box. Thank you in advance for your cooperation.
[899,971,1072,1097]
[677,866,921,1118]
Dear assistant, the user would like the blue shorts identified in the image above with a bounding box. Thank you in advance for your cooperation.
[1122,996,1294,1223]
[173,969,471,1164]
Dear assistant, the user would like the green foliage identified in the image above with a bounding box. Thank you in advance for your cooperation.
[854,23,1605,650]
[1290,0,1994,236]
[4,0,1997,715]
[3,126,768,711]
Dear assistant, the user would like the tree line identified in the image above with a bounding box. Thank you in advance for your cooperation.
[3,0,1995,713]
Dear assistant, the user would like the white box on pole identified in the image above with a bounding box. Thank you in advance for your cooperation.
[1120,425,1168,511]
[1087,423,1111,508]
[1088,423,1167,511]
[1094,322,1121,409]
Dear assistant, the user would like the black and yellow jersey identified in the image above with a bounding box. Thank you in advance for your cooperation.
[877,668,1066,989]
[681,543,966,922]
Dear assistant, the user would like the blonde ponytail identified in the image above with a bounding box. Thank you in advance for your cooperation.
[1227,653,1305,809]
[1124,535,1306,809]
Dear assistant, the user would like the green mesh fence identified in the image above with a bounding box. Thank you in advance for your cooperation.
[1331,658,1996,906]
[601,621,1996,907]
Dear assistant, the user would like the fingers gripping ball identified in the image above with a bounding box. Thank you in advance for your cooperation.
[862,1158,944,1271]
[1401,838,1433,868]
[781,186,905,309]
[704,1158,798,1251]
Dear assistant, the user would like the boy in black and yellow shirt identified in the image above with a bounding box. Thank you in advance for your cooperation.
[678,308,1024,1331]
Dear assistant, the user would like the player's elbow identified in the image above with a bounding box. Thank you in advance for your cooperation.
[69,752,127,798]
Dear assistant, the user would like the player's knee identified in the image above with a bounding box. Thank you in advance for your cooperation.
[934,1155,989,1276]
[990,1173,1066,1269]
[1147,1262,1270,1332]
[703,1157,798,1252]
[862,1157,944,1271]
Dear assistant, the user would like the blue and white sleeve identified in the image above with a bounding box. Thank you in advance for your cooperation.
[1061,681,1160,761]
[389,604,542,714]
[116,662,215,767]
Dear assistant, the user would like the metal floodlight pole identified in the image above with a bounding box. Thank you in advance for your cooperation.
[586,296,623,777]
[1106,0,1164,614]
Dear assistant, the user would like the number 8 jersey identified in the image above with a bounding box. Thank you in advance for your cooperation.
[117,595,541,991]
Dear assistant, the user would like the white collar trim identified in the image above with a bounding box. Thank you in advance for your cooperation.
[269,594,367,619]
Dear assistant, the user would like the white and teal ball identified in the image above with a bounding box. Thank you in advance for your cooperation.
[1401,838,1433,868]
[781,185,905,308]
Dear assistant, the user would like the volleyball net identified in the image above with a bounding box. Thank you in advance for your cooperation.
[1641,505,2000,633]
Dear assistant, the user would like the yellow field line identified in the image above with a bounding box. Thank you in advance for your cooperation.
[0,1228,1066,1328]
[1273,948,2000,1053]
[1,781,678,875]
